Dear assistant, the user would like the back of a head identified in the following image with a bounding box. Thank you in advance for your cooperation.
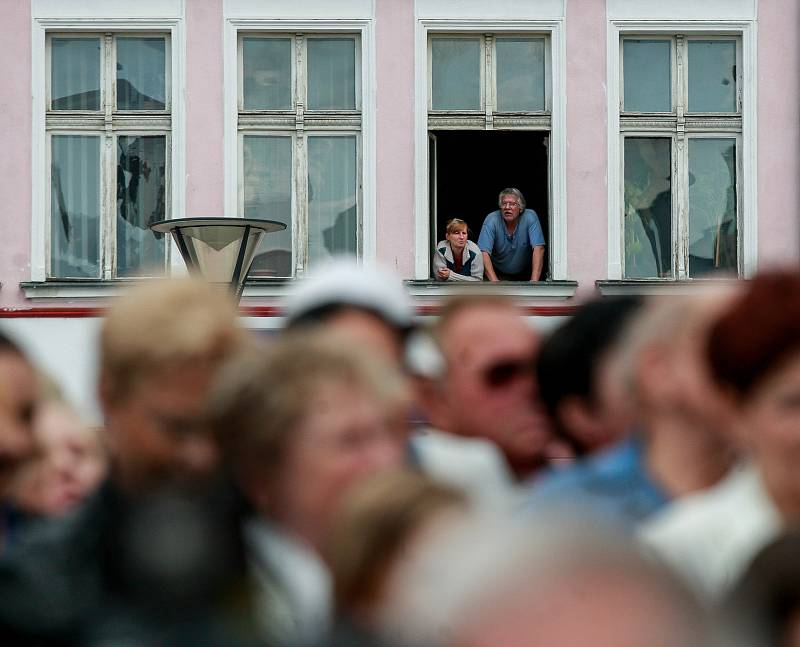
[615,295,704,398]
[100,279,246,403]
[381,516,713,647]
[536,296,643,452]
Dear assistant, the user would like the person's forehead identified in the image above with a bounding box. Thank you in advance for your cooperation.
[445,308,538,362]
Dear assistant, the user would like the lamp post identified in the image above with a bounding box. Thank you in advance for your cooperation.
[149,217,286,302]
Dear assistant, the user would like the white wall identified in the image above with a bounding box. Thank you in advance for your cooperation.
[1,318,103,423]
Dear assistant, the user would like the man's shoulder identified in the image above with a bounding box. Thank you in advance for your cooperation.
[483,209,500,227]
[521,208,541,222]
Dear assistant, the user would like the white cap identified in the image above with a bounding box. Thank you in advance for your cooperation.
[282,257,413,331]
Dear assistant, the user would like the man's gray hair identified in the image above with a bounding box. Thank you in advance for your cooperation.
[498,187,526,210]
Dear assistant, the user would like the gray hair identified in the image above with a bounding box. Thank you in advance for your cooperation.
[498,188,526,210]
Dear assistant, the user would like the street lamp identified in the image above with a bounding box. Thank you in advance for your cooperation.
[149,217,286,301]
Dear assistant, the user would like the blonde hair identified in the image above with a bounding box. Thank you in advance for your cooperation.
[445,218,469,236]
[100,279,247,403]
[209,332,409,482]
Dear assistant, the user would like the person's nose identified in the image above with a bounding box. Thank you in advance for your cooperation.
[177,435,219,476]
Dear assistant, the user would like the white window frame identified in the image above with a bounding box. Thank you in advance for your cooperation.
[224,18,376,276]
[415,19,567,281]
[607,20,757,280]
[31,13,185,284]
[45,32,173,280]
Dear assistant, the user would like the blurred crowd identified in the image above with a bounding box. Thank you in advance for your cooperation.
[1,262,800,646]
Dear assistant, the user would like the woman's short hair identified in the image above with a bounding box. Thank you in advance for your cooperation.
[498,188,526,210]
[445,218,469,236]
[708,271,800,398]
[208,332,409,484]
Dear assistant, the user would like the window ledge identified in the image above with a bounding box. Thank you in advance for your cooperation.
[596,278,741,296]
[406,279,578,299]
[21,278,579,301]
[20,280,153,300]
[19,278,295,300]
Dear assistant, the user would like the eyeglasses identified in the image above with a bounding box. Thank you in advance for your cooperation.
[500,201,520,208]
[481,357,536,389]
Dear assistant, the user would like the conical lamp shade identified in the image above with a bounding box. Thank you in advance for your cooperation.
[150,217,286,300]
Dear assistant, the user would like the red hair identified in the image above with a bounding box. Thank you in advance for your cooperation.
[708,271,800,398]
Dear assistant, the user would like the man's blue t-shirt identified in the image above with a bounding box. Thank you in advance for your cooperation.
[519,435,669,528]
[477,209,545,275]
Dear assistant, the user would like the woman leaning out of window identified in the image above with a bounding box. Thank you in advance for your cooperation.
[433,219,484,282]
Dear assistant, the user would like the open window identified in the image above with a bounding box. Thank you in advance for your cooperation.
[427,33,551,281]
[429,130,549,278]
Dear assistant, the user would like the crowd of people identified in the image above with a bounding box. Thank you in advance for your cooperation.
[0,261,799,646]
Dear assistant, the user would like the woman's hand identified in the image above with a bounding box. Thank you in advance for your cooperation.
[437,268,450,280]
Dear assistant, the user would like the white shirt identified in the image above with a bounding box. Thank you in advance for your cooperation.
[244,517,332,645]
[639,464,782,600]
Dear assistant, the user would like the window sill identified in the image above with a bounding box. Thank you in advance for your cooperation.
[596,278,742,296]
[20,279,152,300]
[21,278,579,301]
[19,278,295,300]
[406,279,578,299]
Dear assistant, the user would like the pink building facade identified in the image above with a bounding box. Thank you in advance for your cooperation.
[0,0,797,414]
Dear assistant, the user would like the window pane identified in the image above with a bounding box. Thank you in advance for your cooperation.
[116,136,167,277]
[431,38,480,110]
[623,40,671,112]
[243,136,293,278]
[116,37,166,110]
[51,38,101,110]
[496,38,545,111]
[307,38,356,110]
[307,136,357,267]
[689,139,737,277]
[242,37,292,110]
[624,138,672,278]
[50,135,101,277]
[688,41,736,113]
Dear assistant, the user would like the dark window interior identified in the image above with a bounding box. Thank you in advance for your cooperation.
[430,130,549,279]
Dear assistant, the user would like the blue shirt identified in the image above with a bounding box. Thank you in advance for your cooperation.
[477,209,545,275]
[520,435,669,528]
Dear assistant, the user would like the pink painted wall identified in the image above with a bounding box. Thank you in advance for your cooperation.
[375,0,416,277]
[757,0,800,269]
[3,0,800,311]
[0,0,31,307]
[185,0,225,217]
[566,0,608,297]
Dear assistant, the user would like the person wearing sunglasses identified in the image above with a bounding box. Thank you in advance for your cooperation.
[422,296,553,481]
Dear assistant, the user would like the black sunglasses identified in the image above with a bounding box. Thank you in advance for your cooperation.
[482,357,536,389]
